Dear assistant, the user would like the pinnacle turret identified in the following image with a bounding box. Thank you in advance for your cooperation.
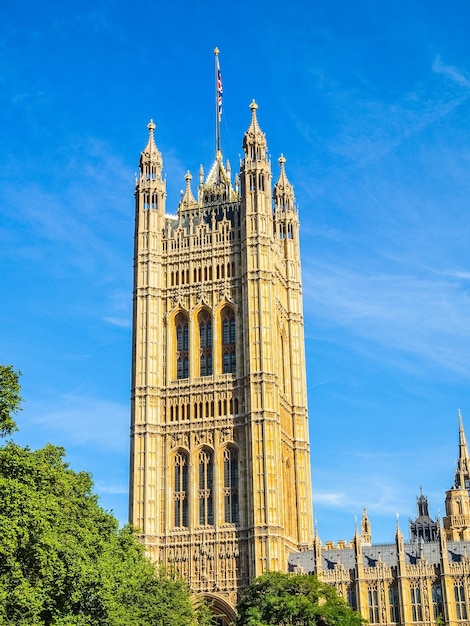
[138,119,164,188]
[455,410,470,490]
[273,154,295,212]
[136,119,166,216]
[178,171,197,209]
[243,100,268,160]
[140,120,162,168]
[361,508,372,545]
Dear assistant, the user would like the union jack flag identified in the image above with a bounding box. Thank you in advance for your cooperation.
[217,56,223,122]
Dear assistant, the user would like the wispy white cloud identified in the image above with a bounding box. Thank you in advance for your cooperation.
[432,57,470,89]
[104,317,131,328]
[303,260,470,376]
[313,492,346,506]
[435,269,470,280]
[25,393,129,452]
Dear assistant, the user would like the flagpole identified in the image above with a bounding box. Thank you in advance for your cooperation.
[214,47,221,160]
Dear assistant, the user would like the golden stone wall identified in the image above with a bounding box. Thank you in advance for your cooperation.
[130,105,314,619]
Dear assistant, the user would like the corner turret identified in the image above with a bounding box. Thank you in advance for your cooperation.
[135,120,166,223]
[242,100,268,162]
[240,100,273,225]
[455,409,470,490]
[444,411,470,540]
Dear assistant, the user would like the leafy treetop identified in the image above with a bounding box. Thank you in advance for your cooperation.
[0,441,213,625]
[235,571,365,626]
[0,365,22,437]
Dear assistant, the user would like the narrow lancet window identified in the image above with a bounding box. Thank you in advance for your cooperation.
[222,308,236,374]
[174,451,189,527]
[199,311,212,376]
[224,447,239,524]
[175,313,189,379]
[199,449,213,525]
[455,583,467,620]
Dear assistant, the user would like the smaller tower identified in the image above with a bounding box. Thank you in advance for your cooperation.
[455,409,470,490]
[409,487,438,542]
[444,411,470,540]
[361,508,372,545]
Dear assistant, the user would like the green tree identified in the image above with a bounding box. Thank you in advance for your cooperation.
[0,441,212,625]
[235,571,365,626]
[0,365,22,437]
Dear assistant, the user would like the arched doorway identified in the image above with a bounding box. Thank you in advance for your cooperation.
[203,593,237,626]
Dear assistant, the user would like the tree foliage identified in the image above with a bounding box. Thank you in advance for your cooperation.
[235,571,365,626]
[0,441,212,625]
[0,365,22,437]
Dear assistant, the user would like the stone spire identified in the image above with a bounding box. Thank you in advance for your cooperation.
[136,119,166,218]
[243,100,268,161]
[361,508,372,545]
[273,154,295,212]
[178,171,197,209]
[395,515,405,563]
[444,411,470,540]
[455,410,470,490]
[139,119,163,180]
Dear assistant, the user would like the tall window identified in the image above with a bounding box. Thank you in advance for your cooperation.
[455,583,467,620]
[174,451,188,527]
[347,586,357,612]
[175,313,189,379]
[224,447,239,524]
[389,583,400,623]
[199,311,212,376]
[432,583,443,620]
[411,585,423,622]
[222,308,236,373]
[199,449,213,525]
[280,332,287,394]
[368,586,379,624]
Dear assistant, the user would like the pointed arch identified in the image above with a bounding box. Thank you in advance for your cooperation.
[174,311,189,379]
[223,445,239,524]
[198,308,213,376]
[220,305,236,374]
[202,595,237,625]
[198,447,214,525]
[173,449,189,528]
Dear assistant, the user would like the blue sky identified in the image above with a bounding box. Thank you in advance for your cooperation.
[2,0,470,544]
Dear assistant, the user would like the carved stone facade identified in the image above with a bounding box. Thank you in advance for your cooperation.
[129,103,314,622]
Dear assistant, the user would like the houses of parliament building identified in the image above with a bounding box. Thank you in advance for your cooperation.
[129,93,470,624]
[290,411,470,626]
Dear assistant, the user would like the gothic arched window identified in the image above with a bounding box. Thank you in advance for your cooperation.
[410,585,423,622]
[455,583,467,620]
[224,447,239,524]
[221,308,236,374]
[175,313,189,379]
[199,449,214,525]
[432,583,443,620]
[199,311,212,376]
[368,586,379,624]
[174,451,189,527]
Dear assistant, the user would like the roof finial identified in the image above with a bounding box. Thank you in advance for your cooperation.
[250,99,258,119]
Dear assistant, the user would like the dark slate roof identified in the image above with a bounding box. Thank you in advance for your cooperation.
[288,540,470,573]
